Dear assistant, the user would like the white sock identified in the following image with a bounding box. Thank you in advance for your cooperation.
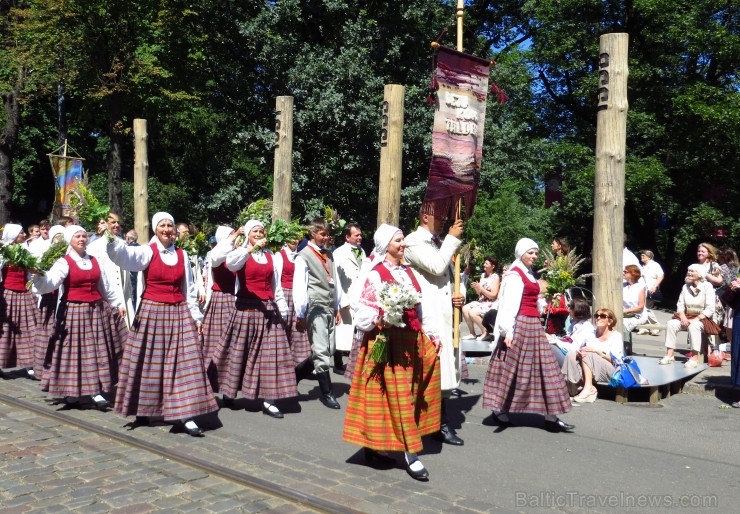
[263,402,280,414]
[92,394,106,403]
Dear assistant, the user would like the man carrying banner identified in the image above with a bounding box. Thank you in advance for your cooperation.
[404,212,465,446]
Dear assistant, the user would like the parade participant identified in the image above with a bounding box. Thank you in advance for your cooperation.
[293,218,343,409]
[124,230,140,308]
[106,212,217,437]
[87,212,137,330]
[27,219,51,258]
[483,238,574,433]
[200,226,239,363]
[32,225,123,409]
[343,224,441,481]
[332,223,365,374]
[404,209,465,446]
[0,224,39,379]
[177,222,206,305]
[33,225,66,378]
[273,238,313,378]
[25,225,40,247]
[209,220,297,418]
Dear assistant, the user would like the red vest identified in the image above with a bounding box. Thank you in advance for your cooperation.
[279,249,295,289]
[2,265,27,292]
[236,253,274,300]
[143,244,185,304]
[63,255,102,302]
[373,260,422,293]
[512,267,541,317]
[211,263,236,294]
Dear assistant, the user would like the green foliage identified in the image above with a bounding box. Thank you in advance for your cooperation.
[265,219,305,252]
[67,182,110,232]
[175,232,209,259]
[0,242,39,272]
[37,240,68,273]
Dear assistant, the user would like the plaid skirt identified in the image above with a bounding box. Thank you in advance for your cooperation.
[343,327,441,453]
[343,327,365,379]
[41,301,122,397]
[483,315,571,415]
[33,291,58,378]
[0,288,39,369]
[209,297,297,400]
[282,287,312,365]
[201,290,235,365]
[115,299,218,421]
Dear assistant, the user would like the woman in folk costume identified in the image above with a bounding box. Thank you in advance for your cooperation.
[343,224,442,482]
[273,238,313,379]
[106,212,217,437]
[33,225,65,379]
[209,220,297,419]
[483,238,574,433]
[200,225,239,363]
[32,225,123,409]
[1,223,40,380]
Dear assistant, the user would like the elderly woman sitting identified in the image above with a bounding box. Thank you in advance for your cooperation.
[561,308,624,403]
[659,264,716,369]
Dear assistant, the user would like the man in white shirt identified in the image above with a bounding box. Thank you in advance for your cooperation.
[293,219,343,409]
[87,212,137,327]
[404,210,465,446]
[332,223,365,375]
[27,219,51,258]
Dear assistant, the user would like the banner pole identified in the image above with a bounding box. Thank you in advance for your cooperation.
[452,0,464,350]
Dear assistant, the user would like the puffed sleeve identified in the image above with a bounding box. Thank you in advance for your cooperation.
[352,271,383,332]
[492,270,524,340]
[225,247,250,272]
[107,238,153,272]
[33,258,70,294]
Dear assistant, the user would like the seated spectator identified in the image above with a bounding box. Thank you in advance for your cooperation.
[659,264,715,368]
[637,250,664,336]
[561,308,623,403]
[461,256,500,341]
[717,247,739,345]
[622,264,647,335]
[547,297,595,366]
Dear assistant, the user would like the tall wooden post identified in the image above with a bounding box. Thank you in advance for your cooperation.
[133,119,149,239]
[377,85,404,227]
[593,33,629,332]
[272,96,293,223]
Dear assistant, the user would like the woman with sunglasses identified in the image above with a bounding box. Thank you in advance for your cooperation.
[562,309,624,403]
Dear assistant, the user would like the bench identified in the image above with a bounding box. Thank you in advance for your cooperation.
[598,355,707,404]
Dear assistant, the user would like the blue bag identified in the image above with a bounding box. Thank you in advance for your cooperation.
[609,356,648,388]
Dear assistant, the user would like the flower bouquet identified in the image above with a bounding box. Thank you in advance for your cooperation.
[368,281,421,363]
[538,248,591,299]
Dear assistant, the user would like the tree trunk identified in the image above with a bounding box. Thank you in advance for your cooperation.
[107,92,123,216]
[0,68,23,225]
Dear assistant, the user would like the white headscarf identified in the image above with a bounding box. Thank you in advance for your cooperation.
[48,225,65,243]
[242,219,264,248]
[152,212,174,229]
[514,238,539,260]
[215,225,234,244]
[64,225,86,244]
[372,223,400,258]
[2,223,22,243]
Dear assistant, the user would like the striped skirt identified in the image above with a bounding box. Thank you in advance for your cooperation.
[201,290,235,365]
[115,299,218,421]
[483,315,571,415]
[41,301,121,397]
[34,291,58,378]
[282,287,312,365]
[0,288,39,369]
[209,297,297,401]
[343,327,365,379]
[343,327,441,453]
[108,303,128,357]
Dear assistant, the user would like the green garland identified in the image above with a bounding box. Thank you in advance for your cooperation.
[0,243,40,272]
[175,232,210,259]
[68,182,110,231]
[37,241,70,274]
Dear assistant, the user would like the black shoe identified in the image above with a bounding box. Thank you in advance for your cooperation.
[262,403,284,419]
[433,425,464,446]
[364,448,395,464]
[405,460,429,481]
[320,393,341,409]
[222,395,235,408]
[134,416,150,426]
[544,418,575,433]
[333,365,346,376]
[174,420,204,437]
[26,368,40,381]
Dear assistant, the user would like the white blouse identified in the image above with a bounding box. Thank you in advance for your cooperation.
[492,262,538,341]
[225,247,288,317]
[33,251,122,308]
[106,238,203,322]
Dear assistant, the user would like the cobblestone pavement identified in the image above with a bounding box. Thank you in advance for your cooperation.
[0,398,317,514]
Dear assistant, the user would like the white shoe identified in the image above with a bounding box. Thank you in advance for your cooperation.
[636,329,649,335]
[683,359,698,369]
[650,329,661,336]
[658,356,675,365]
[462,334,476,340]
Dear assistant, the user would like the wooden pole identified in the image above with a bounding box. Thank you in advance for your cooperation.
[377,85,404,227]
[593,33,629,334]
[133,119,149,240]
[272,96,293,223]
[451,0,465,350]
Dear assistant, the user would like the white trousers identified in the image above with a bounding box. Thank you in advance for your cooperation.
[664,318,704,352]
